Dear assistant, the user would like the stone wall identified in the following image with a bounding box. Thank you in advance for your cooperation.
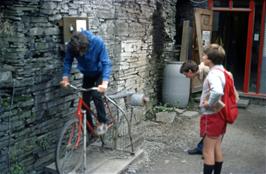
[0,0,177,173]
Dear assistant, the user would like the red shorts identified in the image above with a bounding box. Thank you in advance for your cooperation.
[200,112,227,137]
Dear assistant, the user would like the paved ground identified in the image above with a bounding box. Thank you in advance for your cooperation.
[122,104,266,174]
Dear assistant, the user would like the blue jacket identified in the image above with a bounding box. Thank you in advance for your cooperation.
[63,31,112,81]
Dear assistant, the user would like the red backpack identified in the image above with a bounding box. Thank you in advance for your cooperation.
[218,69,239,124]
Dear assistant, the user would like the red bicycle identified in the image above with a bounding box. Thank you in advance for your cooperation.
[55,84,135,174]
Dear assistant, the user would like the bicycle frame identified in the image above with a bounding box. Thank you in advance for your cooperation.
[56,84,139,174]
[77,96,95,132]
[70,90,116,142]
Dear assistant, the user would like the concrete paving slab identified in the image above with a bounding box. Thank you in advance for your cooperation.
[88,149,143,174]
[44,147,143,174]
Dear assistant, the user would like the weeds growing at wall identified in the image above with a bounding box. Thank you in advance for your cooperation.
[0,13,14,36]
[10,163,24,174]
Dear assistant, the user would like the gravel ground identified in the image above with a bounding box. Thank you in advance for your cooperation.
[122,104,266,174]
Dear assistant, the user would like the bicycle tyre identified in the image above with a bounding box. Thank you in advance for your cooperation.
[55,118,84,174]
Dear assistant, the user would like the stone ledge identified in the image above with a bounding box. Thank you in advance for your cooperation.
[44,148,144,174]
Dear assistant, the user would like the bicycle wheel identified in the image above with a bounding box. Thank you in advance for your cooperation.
[104,97,133,152]
[55,118,84,174]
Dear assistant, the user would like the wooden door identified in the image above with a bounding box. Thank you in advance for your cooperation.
[192,8,213,93]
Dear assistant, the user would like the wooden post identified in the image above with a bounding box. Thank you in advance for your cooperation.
[180,20,191,62]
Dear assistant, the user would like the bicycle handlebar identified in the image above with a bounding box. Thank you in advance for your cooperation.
[68,84,98,92]
[108,92,135,99]
[67,84,148,106]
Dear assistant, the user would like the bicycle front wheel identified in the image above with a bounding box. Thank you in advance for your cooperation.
[56,118,84,174]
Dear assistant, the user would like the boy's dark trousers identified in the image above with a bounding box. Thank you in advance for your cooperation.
[197,138,203,152]
[188,138,203,155]
[82,74,108,125]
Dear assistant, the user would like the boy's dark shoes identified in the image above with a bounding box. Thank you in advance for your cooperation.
[187,148,202,155]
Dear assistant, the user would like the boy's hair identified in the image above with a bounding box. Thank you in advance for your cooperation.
[70,32,89,57]
[203,43,225,65]
[180,61,199,74]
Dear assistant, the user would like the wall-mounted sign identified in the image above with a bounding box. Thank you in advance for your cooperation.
[76,19,87,32]
[202,30,211,47]
[254,33,259,41]
[61,17,89,45]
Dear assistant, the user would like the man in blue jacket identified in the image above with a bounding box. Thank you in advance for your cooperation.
[60,31,112,135]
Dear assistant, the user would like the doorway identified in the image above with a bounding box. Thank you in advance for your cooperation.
[212,12,248,90]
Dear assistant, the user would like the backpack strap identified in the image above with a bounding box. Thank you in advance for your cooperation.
[213,67,233,81]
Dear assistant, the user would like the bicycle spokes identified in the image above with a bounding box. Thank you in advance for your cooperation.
[56,119,84,174]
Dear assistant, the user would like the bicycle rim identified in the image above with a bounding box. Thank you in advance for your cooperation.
[56,118,84,174]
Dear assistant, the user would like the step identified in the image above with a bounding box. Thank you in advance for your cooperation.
[44,147,144,174]
[237,98,250,108]
[239,92,266,105]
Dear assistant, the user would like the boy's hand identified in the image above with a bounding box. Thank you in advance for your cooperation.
[202,100,210,108]
[98,81,108,93]
[60,76,70,88]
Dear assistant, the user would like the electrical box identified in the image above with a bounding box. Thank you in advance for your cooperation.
[61,17,89,45]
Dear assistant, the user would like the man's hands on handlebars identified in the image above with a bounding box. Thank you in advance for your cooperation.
[60,76,70,88]
[60,76,108,93]
[98,81,108,93]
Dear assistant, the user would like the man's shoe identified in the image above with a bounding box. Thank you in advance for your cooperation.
[187,148,202,155]
[95,123,108,135]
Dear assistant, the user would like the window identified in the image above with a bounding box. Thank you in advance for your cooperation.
[213,0,228,7]
[233,0,250,8]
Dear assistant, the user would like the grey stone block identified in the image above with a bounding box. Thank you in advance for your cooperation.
[237,99,250,108]
[175,108,185,114]
[0,70,12,87]
[156,112,176,123]
[180,111,199,118]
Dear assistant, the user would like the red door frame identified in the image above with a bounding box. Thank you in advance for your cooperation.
[243,0,255,93]
[256,0,266,93]
[208,0,265,96]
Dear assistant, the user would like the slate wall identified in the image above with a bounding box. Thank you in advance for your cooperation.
[0,0,178,173]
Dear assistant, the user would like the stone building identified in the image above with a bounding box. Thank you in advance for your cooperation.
[2,0,264,173]
[0,0,178,173]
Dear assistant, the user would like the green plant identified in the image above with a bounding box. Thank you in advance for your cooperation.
[9,144,23,163]
[187,92,201,111]
[186,99,196,110]
[0,13,14,36]
[145,103,176,120]
[10,163,24,174]
[144,107,156,120]
[36,137,49,151]
[1,97,10,109]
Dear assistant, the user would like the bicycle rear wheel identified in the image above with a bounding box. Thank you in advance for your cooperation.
[55,118,84,174]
